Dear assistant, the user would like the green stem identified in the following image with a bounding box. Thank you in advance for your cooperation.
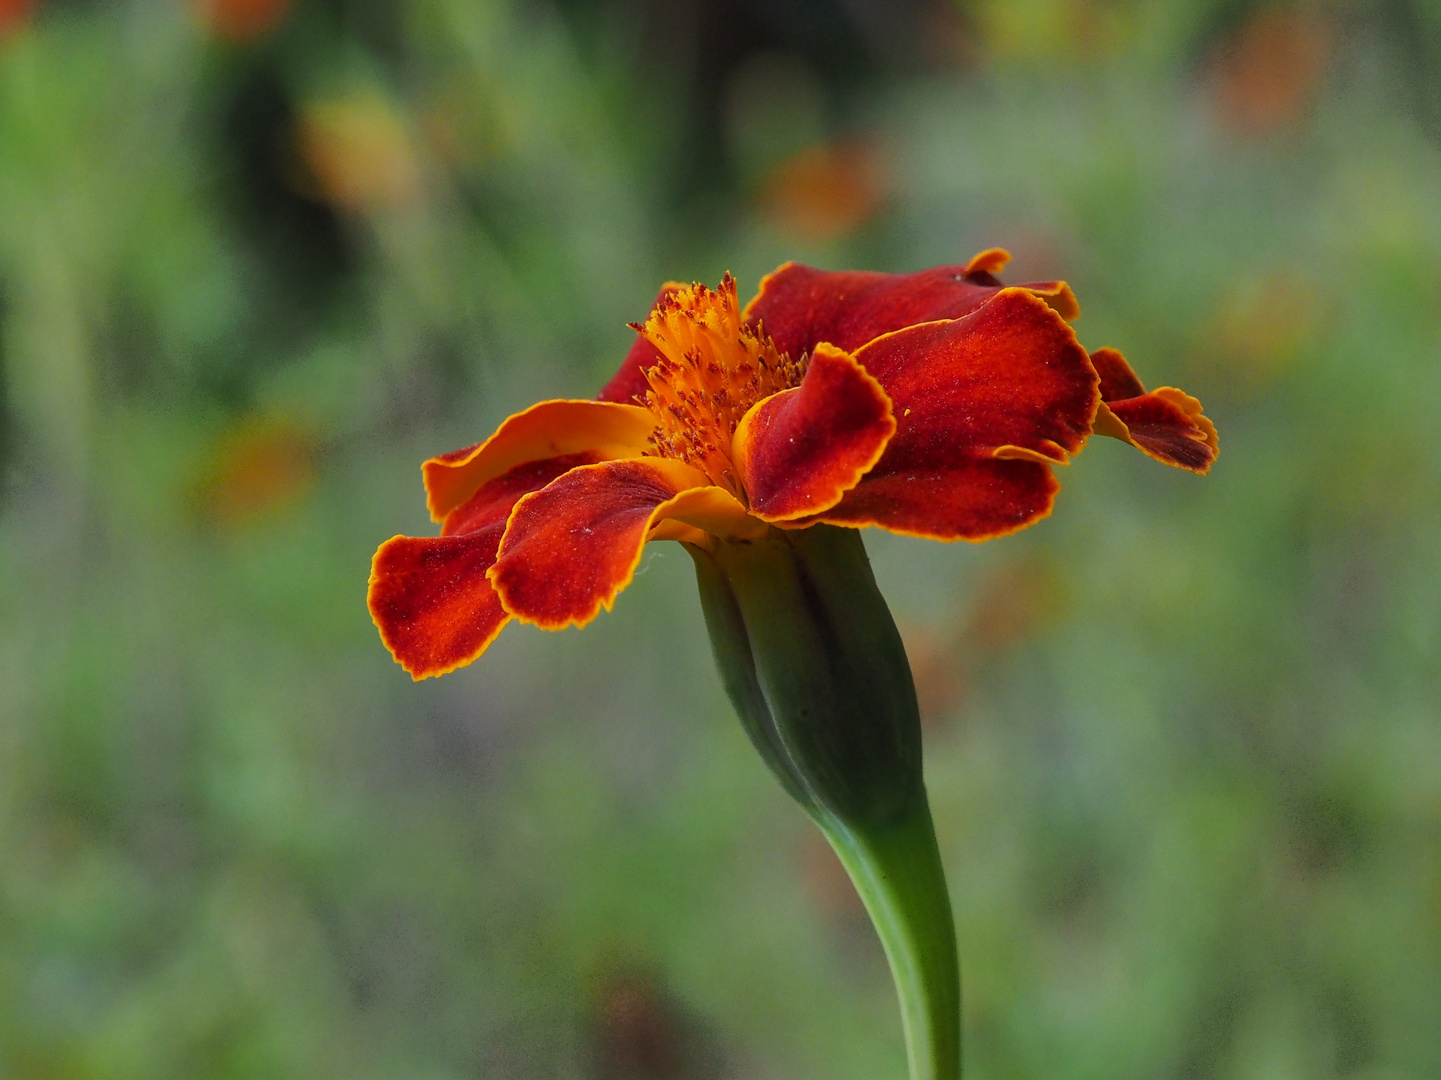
[814,800,959,1080]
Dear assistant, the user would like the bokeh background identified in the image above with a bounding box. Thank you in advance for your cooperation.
[2,0,1439,1076]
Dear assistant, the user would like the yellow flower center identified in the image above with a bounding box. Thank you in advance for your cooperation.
[637,274,806,497]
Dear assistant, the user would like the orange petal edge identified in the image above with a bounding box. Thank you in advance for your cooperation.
[423,399,657,522]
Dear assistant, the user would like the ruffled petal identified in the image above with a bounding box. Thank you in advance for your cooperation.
[369,531,509,680]
[1089,346,1146,401]
[489,458,754,630]
[809,288,1098,541]
[1096,390,1218,474]
[439,452,600,536]
[596,282,683,404]
[733,344,895,521]
[422,399,656,522]
[742,251,1080,361]
[1085,347,1218,474]
[369,454,601,678]
[960,248,1012,275]
[813,459,1060,541]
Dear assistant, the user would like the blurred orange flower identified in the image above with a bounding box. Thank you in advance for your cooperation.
[197,416,316,529]
[196,0,294,43]
[0,0,33,39]
[756,139,887,243]
[1211,4,1335,136]
[297,94,424,213]
[368,251,1216,679]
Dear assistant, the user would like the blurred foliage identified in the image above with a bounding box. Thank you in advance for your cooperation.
[1,0,1440,1078]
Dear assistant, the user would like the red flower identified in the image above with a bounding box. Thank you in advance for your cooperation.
[369,250,1217,679]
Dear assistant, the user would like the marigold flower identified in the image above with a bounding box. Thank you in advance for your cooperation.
[368,249,1216,680]
[369,249,1217,1079]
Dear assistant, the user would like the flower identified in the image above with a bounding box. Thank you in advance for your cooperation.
[369,249,1217,680]
[196,0,294,43]
[298,93,424,213]
[368,252,1219,1080]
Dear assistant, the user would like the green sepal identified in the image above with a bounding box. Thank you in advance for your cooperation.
[690,523,922,826]
[689,524,961,1080]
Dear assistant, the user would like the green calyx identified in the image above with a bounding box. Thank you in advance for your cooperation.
[688,524,961,1080]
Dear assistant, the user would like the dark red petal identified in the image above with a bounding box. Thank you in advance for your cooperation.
[742,254,1079,360]
[733,344,895,521]
[441,452,600,536]
[489,458,715,630]
[1090,346,1146,401]
[422,400,655,522]
[858,288,1097,461]
[813,458,1060,541]
[370,454,599,679]
[810,288,1099,541]
[597,282,683,404]
[369,529,509,680]
[1098,390,1219,474]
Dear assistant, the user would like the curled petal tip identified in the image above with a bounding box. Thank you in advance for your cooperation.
[422,399,656,522]
[1095,390,1218,474]
[1086,347,1216,474]
[961,247,1012,275]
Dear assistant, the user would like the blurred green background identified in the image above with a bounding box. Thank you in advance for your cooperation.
[1,0,1439,1076]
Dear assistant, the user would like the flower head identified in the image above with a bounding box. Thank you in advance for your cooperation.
[369,250,1217,679]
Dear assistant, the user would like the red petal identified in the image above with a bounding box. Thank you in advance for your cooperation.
[811,288,1098,541]
[369,530,509,680]
[441,453,600,536]
[422,399,655,522]
[490,458,732,630]
[733,344,895,521]
[1097,390,1218,474]
[597,282,683,404]
[742,253,1079,361]
[1090,346,1146,401]
[369,454,597,679]
[815,459,1060,541]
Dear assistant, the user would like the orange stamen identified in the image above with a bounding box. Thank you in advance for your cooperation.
[635,274,806,498]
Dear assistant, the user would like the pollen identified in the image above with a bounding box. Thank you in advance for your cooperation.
[636,274,806,497]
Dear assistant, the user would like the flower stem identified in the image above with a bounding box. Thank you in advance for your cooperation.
[813,799,960,1080]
